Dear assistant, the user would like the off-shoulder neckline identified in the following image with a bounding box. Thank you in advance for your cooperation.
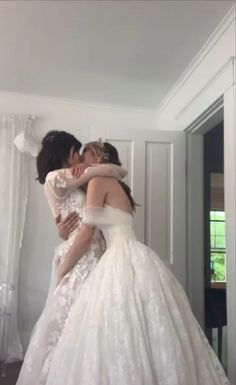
[85,204,133,218]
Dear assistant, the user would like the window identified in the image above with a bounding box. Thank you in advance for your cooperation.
[210,211,226,282]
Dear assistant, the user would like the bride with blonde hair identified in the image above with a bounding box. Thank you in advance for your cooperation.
[44,140,230,385]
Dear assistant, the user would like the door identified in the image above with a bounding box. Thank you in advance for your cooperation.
[91,128,186,289]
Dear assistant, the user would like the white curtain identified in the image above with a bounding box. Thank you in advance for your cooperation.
[0,114,38,361]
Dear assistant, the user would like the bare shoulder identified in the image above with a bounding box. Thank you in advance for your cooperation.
[88,176,110,185]
[87,176,111,191]
[86,176,112,206]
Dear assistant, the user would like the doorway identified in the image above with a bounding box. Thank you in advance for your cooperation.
[183,63,235,383]
[203,123,227,371]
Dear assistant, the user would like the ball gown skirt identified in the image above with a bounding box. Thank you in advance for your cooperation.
[43,206,230,385]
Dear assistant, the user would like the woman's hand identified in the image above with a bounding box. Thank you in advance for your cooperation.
[71,163,89,178]
[57,269,64,286]
[56,224,94,281]
[55,212,80,240]
[57,266,69,286]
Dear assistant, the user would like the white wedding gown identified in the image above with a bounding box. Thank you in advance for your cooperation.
[16,170,103,385]
[44,205,230,385]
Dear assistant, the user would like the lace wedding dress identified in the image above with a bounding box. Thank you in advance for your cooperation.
[44,205,230,385]
[16,169,104,385]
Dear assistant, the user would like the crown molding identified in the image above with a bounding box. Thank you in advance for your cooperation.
[157,4,236,115]
[0,89,158,116]
[184,96,223,134]
[177,56,234,131]
[177,57,234,120]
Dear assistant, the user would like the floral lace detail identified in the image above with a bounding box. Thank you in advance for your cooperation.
[20,246,101,385]
[26,248,100,385]
[16,170,103,385]
[44,169,86,219]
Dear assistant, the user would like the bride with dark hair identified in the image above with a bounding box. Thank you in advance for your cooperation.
[16,131,128,385]
[44,141,229,385]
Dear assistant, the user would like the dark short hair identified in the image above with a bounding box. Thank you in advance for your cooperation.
[36,130,82,184]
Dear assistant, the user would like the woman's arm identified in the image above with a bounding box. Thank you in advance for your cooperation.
[57,177,106,282]
[57,224,94,282]
[46,164,127,200]
[71,163,127,184]
[55,212,80,240]
[54,164,126,239]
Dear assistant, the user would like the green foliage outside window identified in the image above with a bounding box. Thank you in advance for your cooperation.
[210,211,226,282]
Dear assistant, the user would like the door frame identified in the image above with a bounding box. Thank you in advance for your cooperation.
[182,58,235,382]
[185,99,224,329]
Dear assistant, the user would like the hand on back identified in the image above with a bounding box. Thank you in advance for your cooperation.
[55,212,80,240]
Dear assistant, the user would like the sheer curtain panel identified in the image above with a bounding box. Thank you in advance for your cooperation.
[0,114,35,361]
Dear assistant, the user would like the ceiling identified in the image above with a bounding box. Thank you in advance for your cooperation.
[0,0,234,108]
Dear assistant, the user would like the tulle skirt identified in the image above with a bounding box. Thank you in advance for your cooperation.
[44,239,230,385]
[16,237,101,385]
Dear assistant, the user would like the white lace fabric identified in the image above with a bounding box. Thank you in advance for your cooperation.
[43,205,230,385]
[16,170,103,385]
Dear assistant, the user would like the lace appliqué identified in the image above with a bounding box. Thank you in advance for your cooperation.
[16,170,103,385]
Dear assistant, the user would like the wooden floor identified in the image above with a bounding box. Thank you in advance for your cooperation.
[0,363,22,385]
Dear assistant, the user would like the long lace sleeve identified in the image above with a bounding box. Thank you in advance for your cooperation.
[44,169,77,218]
[45,169,79,199]
[44,165,128,216]
[46,165,127,197]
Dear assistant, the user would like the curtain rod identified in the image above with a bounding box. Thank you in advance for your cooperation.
[0,114,36,120]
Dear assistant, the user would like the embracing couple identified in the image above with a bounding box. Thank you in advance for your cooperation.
[17,130,229,385]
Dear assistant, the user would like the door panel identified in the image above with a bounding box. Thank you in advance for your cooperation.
[145,142,171,265]
[91,128,186,288]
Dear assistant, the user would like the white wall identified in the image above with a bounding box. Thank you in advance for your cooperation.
[0,91,158,350]
[0,91,159,134]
